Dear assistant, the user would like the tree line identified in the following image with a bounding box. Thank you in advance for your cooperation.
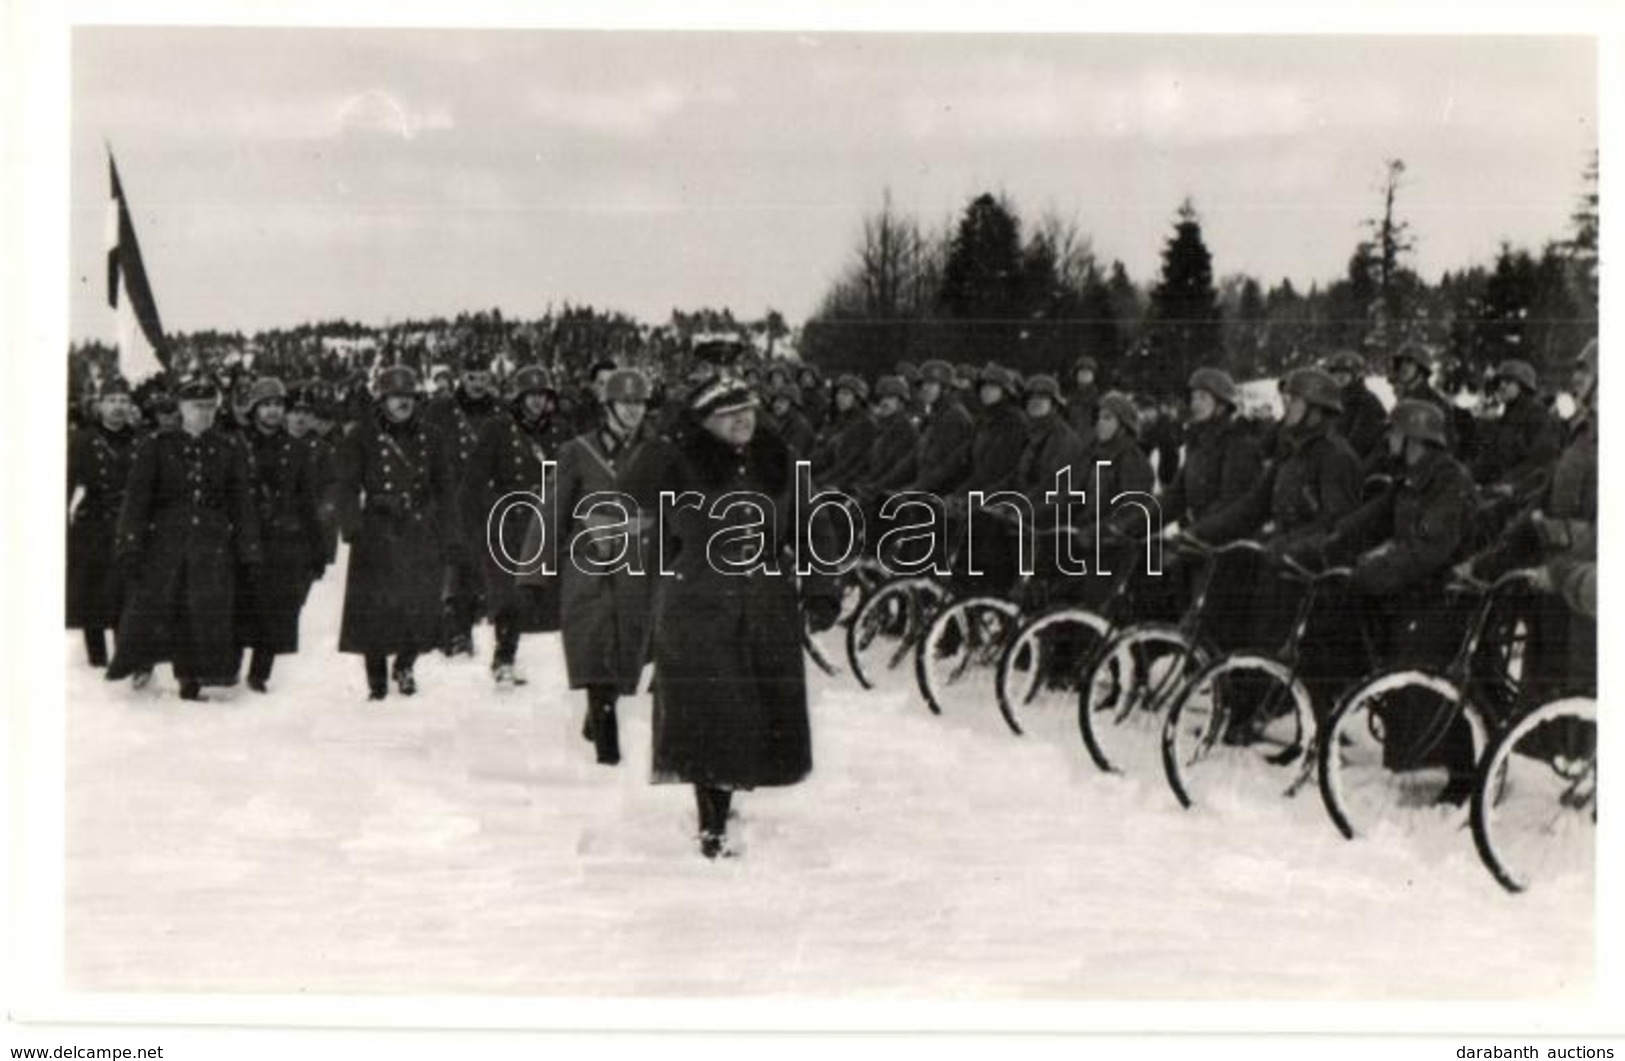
[800,153,1599,396]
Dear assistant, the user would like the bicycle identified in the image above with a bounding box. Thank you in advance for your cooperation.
[1075,535,1265,776]
[1160,552,1355,810]
[1317,567,1540,842]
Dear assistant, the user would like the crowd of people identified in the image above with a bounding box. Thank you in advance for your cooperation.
[66,333,1597,857]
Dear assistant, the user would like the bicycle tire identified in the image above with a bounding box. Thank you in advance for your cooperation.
[845,575,951,691]
[995,606,1112,736]
[915,595,1021,716]
[1078,623,1209,775]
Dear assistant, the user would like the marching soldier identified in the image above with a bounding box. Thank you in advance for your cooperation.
[67,375,139,668]
[545,368,656,765]
[462,364,562,686]
[286,381,339,568]
[108,378,262,700]
[1322,349,1388,463]
[425,351,507,656]
[236,377,328,692]
[334,366,455,700]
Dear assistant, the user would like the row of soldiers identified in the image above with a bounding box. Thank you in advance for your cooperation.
[67,335,1589,713]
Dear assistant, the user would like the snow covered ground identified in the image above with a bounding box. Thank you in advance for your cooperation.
[64,553,1591,999]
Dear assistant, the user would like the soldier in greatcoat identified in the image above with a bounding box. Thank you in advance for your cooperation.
[67,375,139,667]
[334,366,455,700]
[813,375,878,489]
[235,377,327,692]
[541,368,656,765]
[461,364,562,686]
[620,375,840,859]
[107,378,262,700]
[424,350,507,656]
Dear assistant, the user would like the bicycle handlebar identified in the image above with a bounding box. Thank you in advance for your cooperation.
[1276,552,1353,584]
[1446,566,1544,597]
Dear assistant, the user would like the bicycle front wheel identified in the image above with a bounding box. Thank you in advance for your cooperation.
[1472,697,1596,894]
[1078,623,1207,776]
[916,595,1021,717]
[996,607,1112,737]
[1161,653,1317,810]
[1317,669,1487,840]
[846,576,952,692]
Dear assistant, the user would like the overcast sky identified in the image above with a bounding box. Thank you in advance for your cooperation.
[70,28,1596,340]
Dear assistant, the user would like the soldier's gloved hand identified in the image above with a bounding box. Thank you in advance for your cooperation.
[802,595,841,634]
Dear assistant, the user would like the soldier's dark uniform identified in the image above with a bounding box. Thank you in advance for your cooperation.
[1324,402,1480,775]
[237,393,327,690]
[1470,373,1562,496]
[1160,410,1264,529]
[1337,380,1388,463]
[335,369,457,699]
[907,378,977,496]
[423,382,506,654]
[814,378,879,488]
[66,403,139,666]
[108,397,262,697]
[461,367,563,675]
[852,377,921,493]
[763,386,818,462]
[1190,370,1362,667]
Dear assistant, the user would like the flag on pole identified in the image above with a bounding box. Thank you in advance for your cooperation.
[106,150,167,383]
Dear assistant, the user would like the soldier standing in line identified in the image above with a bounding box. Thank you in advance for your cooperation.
[108,378,262,701]
[761,382,817,461]
[285,381,339,569]
[462,364,562,687]
[424,350,507,656]
[235,377,328,693]
[67,375,139,668]
[334,366,454,701]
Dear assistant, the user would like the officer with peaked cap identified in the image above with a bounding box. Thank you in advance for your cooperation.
[617,371,840,859]
[108,377,263,700]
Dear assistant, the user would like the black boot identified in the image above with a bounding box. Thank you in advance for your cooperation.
[392,653,418,696]
[365,655,388,701]
[591,691,621,766]
[83,629,109,668]
[696,786,735,859]
[178,678,207,702]
[247,649,274,693]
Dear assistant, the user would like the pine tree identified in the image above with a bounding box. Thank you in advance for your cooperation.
[938,193,1026,365]
[1144,198,1222,397]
